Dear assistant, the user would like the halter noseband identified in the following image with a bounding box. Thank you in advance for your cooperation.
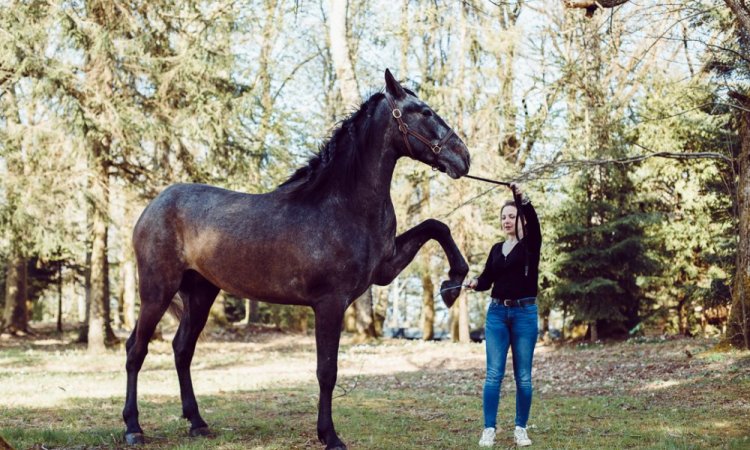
[384,93,455,159]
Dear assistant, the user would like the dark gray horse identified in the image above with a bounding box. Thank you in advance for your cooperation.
[123,69,470,449]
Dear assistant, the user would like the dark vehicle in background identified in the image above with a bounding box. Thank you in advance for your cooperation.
[470,328,485,343]
[383,327,450,341]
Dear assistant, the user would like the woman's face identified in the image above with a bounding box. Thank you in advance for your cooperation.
[501,205,518,238]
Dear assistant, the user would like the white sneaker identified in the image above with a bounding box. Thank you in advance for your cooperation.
[478,427,496,447]
[514,426,532,447]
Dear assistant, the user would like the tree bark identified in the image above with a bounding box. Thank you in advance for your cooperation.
[3,251,28,334]
[420,268,435,341]
[458,294,470,343]
[727,91,750,349]
[57,263,63,333]
[329,0,376,339]
[724,0,750,37]
[354,289,376,339]
[87,140,114,352]
[329,0,360,108]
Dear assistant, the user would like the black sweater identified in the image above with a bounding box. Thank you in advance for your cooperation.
[474,202,542,300]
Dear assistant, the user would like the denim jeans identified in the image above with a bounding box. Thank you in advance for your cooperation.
[483,298,538,429]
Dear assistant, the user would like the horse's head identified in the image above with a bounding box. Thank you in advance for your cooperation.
[383,69,470,178]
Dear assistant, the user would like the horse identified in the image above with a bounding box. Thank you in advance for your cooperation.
[122,69,471,449]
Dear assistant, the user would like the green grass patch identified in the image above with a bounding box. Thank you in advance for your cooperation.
[1,335,749,449]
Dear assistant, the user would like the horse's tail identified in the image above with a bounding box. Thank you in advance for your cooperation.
[167,295,185,322]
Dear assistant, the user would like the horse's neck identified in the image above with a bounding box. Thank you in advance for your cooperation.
[347,139,399,204]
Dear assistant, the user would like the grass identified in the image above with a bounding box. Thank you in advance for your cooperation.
[1,327,749,449]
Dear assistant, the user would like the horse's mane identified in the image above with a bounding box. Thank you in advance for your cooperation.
[279,92,388,200]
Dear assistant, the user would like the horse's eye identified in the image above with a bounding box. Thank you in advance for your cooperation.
[421,109,433,117]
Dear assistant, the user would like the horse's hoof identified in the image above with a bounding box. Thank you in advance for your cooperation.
[124,432,145,445]
[189,426,211,437]
[325,444,347,450]
[440,280,461,308]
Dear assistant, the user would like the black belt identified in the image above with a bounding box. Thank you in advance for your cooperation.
[491,297,536,307]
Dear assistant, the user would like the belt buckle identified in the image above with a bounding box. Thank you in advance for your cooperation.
[503,299,514,307]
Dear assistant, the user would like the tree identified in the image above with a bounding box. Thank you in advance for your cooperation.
[329,0,376,340]
[546,5,670,340]
[0,3,86,335]
[564,0,750,348]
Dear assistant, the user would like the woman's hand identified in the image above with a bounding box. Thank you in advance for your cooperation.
[510,182,523,197]
[467,278,478,290]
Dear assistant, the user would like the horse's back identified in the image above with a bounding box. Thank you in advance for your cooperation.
[133,183,250,267]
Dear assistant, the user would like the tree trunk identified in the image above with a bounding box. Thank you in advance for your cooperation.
[372,286,387,336]
[329,0,360,108]
[677,297,689,336]
[727,91,750,349]
[354,289,376,340]
[252,0,281,186]
[87,142,114,352]
[389,277,402,330]
[57,263,63,333]
[421,269,435,341]
[244,299,259,325]
[344,302,357,333]
[457,294,470,343]
[3,251,28,334]
[450,305,459,342]
[724,0,750,36]
[590,321,598,342]
[329,0,376,339]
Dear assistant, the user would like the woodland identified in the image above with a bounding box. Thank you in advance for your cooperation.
[1,0,749,352]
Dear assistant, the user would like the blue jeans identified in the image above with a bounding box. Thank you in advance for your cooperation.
[483,298,538,429]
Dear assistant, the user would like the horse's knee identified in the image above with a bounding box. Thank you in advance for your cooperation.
[125,327,137,352]
[173,345,194,371]
[126,346,148,373]
[424,218,449,235]
[316,365,338,391]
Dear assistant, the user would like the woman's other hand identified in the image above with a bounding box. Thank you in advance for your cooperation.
[467,278,478,289]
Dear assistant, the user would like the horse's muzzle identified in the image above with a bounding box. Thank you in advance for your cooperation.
[440,142,470,179]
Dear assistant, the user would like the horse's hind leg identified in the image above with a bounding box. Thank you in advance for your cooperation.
[172,271,219,437]
[123,269,181,445]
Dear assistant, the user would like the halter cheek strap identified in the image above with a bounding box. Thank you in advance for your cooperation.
[384,93,455,159]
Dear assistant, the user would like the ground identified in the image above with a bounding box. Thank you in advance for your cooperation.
[0,324,749,449]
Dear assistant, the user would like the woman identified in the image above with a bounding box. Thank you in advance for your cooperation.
[468,183,541,448]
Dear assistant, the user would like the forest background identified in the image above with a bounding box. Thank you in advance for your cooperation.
[1,0,749,352]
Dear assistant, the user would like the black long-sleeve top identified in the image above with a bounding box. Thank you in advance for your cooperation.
[474,202,542,300]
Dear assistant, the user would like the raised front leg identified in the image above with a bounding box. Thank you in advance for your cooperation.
[313,304,347,450]
[374,219,469,307]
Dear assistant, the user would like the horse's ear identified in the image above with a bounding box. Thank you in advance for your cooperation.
[384,68,406,99]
